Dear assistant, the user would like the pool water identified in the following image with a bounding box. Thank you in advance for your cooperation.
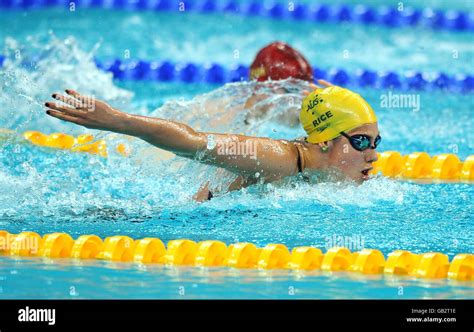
[0,1,473,299]
[1,257,474,299]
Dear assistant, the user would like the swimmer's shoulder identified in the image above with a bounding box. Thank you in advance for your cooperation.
[277,137,308,174]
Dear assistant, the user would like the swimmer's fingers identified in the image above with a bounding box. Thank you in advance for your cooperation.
[52,93,85,109]
[317,79,334,87]
[65,89,109,111]
[65,89,86,101]
[64,89,97,109]
[46,110,84,125]
[44,102,87,118]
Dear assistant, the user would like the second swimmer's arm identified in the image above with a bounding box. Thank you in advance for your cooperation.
[45,90,299,180]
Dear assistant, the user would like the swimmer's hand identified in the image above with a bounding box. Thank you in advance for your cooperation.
[45,90,125,131]
[303,79,333,96]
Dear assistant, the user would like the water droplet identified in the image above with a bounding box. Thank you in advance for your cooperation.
[206,134,216,150]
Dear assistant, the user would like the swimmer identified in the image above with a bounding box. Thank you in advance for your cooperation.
[44,86,381,201]
[250,41,314,82]
[243,41,332,126]
[186,42,330,136]
[162,42,326,133]
[191,41,329,199]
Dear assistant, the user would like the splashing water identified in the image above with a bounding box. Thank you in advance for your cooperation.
[1,37,471,262]
[0,33,132,134]
[0,36,423,215]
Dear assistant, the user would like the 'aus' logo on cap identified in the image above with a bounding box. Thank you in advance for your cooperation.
[306,95,324,113]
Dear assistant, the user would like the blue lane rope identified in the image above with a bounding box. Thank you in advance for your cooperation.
[0,55,473,92]
[83,57,474,93]
[0,0,472,32]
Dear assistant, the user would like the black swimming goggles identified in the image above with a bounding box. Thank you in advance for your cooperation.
[340,132,381,151]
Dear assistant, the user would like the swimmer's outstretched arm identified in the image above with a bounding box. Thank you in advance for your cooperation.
[45,90,300,181]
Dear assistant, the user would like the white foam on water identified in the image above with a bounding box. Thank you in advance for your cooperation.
[203,175,418,211]
[0,33,132,134]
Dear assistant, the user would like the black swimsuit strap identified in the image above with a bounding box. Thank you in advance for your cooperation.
[293,141,306,173]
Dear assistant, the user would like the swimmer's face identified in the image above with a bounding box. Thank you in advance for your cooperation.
[326,123,380,183]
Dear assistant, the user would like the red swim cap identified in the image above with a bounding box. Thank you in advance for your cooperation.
[250,41,313,82]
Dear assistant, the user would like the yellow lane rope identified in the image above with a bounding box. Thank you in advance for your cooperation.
[0,231,471,281]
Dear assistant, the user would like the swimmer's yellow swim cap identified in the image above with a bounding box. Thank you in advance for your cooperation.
[300,86,377,143]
